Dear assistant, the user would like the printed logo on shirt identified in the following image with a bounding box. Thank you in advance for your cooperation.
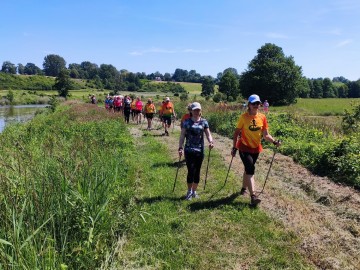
[249,119,261,131]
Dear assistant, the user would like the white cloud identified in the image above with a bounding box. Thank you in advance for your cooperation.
[336,39,353,47]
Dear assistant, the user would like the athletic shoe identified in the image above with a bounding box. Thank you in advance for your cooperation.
[240,187,247,195]
[250,195,261,206]
[165,130,169,136]
[192,192,200,199]
[185,190,193,200]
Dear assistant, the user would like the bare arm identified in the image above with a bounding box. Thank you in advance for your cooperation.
[262,129,281,147]
[178,127,186,156]
[233,128,241,148]
[204,128,214,149]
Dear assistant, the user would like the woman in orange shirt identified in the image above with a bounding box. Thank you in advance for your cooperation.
[144,98,156,130]
[231,94,281,206]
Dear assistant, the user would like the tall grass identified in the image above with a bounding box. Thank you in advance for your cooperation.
[0,104,137,269]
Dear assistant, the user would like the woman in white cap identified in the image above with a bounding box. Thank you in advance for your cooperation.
[178,102,214,200]
[231,94,280,206]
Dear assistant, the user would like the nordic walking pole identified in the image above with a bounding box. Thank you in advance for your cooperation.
[258,140,281,196]
[203,148,212,190]
[172,155,182,192]
[172,116,176,133]
[223,155,234,187]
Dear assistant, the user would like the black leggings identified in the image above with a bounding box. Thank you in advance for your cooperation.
[185,151,204,184]
[239,152,259,175]
[124,110,130,123]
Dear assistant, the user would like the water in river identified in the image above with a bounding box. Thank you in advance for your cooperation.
[0,105,48,133]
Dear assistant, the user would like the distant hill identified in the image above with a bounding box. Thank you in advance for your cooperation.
[0,73,86,90]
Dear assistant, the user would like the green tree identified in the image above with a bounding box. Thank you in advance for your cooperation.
[54,69,72,98]
[322,78,336,98]
[335,83,349,98]
[17,63,25,74]
[218,71,240,101]
[43,54,66,77]
[1,61,17,74]
[24,63,43,75]
[348,80,360,98]
[240,43,304,105]
[201,76,215,97]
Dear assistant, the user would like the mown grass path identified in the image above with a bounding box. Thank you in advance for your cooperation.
[109,120,315,270]
[112,117,360,270]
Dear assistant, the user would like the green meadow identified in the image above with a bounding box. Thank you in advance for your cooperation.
[0,103,314,269]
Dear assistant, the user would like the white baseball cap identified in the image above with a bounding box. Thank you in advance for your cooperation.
[191,102,202,110]
[165,97,170,101]
[248,94,261,103]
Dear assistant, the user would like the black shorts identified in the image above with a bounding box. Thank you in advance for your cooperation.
[162,116,172,126]
[239,152,259,175]
[146,113,154,119]
[134,110,141,115]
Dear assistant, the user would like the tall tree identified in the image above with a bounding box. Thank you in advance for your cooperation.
[240,43,304,105]
[17,63,25,74]
[172,68,188,82]
[322,78,336,98]
[1,61,17,74]
[54,69,72,98]
[43,54,66,77]
[348,80,360,98]
[218,71,240,101]
[201,76,215,97]
[24,63,42,75]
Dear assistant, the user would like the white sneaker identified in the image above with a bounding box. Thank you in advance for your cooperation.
[192,192,200,199]
[185,190,193,200]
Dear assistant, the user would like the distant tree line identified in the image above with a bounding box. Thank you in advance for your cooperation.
[1,43,360,104]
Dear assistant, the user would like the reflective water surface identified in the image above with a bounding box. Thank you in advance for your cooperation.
[0,105,47,133]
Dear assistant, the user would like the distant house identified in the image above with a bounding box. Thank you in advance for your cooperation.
[155,77,162,81]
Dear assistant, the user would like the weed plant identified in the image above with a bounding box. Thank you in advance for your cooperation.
[0,104,137,269]
[205,106,360,188]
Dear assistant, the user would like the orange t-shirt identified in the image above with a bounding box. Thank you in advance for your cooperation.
[235,112,268,153]
[145,103,156,113]
[181,113,191,127]
[161,102,174,116]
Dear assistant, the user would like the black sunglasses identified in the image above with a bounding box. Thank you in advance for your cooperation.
[251,102,261,105]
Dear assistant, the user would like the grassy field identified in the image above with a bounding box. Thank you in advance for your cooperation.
[0,103,316,269]
[272,97,360,116]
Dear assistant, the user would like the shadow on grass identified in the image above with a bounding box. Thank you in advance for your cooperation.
[152,160,186,168]
[135,195,184,204]
[188,192,248,211]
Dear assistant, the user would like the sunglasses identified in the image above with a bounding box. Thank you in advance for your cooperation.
[251,102,261,106]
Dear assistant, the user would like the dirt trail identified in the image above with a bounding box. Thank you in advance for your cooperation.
[130,120,360,270]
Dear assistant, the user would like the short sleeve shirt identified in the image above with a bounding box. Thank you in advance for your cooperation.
[183,118,209,153]
[236,112,268,153]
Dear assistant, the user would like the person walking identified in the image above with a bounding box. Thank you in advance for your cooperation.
[231,94,280,206]
[180,104,192,128]
[263,100,269,114]
[178,102,214,200]
[135,97,143,124]
[123,96,131,124]
[144,98,156,130]
[161,97,176,136]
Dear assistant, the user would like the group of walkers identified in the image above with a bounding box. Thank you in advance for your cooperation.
[178,94,280,206]
[104,95,176,133]
[98,92,279,206]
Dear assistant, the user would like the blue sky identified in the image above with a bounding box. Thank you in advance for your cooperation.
[1,0,359,80]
